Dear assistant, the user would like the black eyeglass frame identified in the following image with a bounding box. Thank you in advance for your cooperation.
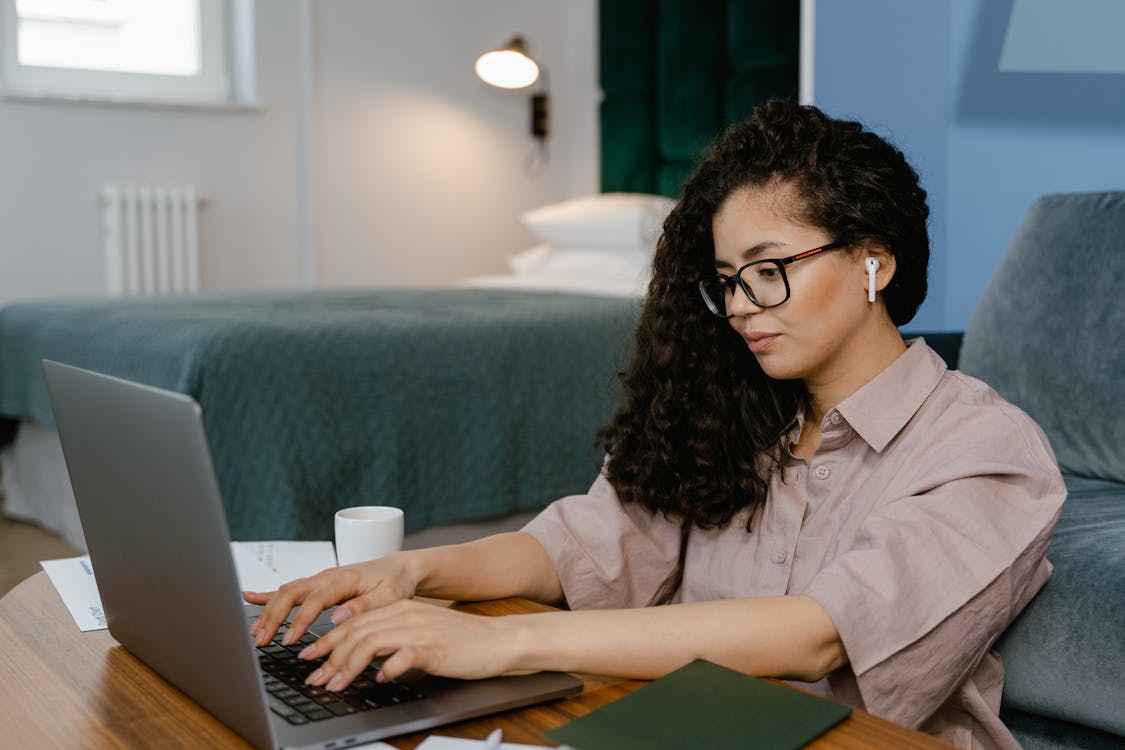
[699,241,845,318]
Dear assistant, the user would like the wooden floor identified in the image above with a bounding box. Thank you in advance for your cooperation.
[0,493,81,597]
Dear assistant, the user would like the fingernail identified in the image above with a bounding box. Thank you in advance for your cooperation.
[306,668,325,684]
[374,669,387,684]
[326,674,345,691]
[331,607,353,625]
[298,645,316,659]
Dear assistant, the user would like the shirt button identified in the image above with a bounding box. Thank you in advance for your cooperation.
[771,549,788,564]
[814,465,831,480]
[829,412,843,425]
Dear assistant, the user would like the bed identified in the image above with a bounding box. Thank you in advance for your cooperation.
[0,287,642,547]
[0,192,678,549]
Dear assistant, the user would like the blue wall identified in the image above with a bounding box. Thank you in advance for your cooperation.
[815,0,1125,331]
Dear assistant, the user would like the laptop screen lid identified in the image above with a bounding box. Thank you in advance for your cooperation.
[43,360,278,749]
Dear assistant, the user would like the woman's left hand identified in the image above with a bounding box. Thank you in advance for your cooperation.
[298,599,523,691]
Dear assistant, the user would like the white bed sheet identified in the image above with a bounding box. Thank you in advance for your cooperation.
[1,421,86,549]
[456,274,646,298]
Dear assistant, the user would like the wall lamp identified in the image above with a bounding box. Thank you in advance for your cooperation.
[475,36,549,150]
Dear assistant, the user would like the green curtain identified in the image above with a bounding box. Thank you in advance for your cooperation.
[600,0,800,198]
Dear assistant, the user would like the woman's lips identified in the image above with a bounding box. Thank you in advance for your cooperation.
[744,333,780,353]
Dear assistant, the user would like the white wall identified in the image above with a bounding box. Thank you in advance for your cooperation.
[0,0,599,304]
[0,3,304,303]
[815,0,1125,331]
[314,0,599,287]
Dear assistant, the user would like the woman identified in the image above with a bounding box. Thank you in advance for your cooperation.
[246,101,1064,749]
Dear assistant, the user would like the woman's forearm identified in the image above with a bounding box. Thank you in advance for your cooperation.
[509,595,847,683]
[404,531,565,605]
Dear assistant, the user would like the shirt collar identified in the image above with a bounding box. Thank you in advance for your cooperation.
[833,337,948,453]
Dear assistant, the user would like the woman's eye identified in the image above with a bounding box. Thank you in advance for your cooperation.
[755,266,781,281]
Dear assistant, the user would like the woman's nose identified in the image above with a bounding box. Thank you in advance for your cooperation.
[726,286,763,317]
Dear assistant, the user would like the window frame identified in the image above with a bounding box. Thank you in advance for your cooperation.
[1,0,232,105]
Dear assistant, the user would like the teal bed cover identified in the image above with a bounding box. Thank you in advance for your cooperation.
[0,289,640,541]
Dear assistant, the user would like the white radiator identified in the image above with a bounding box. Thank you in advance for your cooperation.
[101,183,202,295]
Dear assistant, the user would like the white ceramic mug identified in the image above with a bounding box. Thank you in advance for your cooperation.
[334,506,405,566]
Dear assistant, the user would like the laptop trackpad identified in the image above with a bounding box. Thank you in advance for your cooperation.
[243,603,337,637]
[307,607,336,637]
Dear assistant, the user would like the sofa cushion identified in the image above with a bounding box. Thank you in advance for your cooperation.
[960,191,1125,484]
[1001,707,1125,750]
[996,475,1125,737]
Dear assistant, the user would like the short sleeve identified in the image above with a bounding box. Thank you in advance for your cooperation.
[801,407,1066,728]
[522,471,681,610]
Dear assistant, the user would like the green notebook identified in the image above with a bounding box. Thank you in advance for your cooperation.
[546,659,851,750]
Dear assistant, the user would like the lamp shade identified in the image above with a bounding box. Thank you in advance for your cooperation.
[475,36,539,89]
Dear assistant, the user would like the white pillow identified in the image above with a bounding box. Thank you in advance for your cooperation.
[507,245,551,276]
[521,193,676,248]
[507,243,651,282]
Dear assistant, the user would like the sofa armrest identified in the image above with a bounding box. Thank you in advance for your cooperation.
[900,331,963,370]
[0,417,16,449]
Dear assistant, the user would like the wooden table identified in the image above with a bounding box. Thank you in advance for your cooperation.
[1,571,954,749]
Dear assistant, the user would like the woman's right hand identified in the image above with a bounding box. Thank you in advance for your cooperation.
[243,551,422,647]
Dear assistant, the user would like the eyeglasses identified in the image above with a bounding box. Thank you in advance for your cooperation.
[698,242,844,318]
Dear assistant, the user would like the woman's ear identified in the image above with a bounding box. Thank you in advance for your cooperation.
[860,246,896,299]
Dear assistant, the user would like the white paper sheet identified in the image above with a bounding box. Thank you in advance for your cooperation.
[230,540,338,584]
[42,541,339,632]
[230,543,285,593]
[40,555,105,632]
[416,736,546,750]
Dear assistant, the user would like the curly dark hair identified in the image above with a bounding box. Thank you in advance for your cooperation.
[597,101,930,594]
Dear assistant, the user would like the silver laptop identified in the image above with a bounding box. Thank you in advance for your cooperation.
[43,360,582,750]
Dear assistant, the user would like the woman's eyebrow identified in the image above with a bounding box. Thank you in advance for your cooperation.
[715,241,786,269]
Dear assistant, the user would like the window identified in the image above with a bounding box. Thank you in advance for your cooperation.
[1,0,240,105]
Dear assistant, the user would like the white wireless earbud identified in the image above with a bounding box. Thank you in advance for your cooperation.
[865,257,880,302]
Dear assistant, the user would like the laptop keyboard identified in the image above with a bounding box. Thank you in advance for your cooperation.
[256,620,427,725]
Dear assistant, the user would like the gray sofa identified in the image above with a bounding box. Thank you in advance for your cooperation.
[909,191,1125,749]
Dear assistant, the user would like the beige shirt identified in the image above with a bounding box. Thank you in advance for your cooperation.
[523,339,1066,750]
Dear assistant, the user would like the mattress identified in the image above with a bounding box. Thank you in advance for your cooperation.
[0,288,641,542]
